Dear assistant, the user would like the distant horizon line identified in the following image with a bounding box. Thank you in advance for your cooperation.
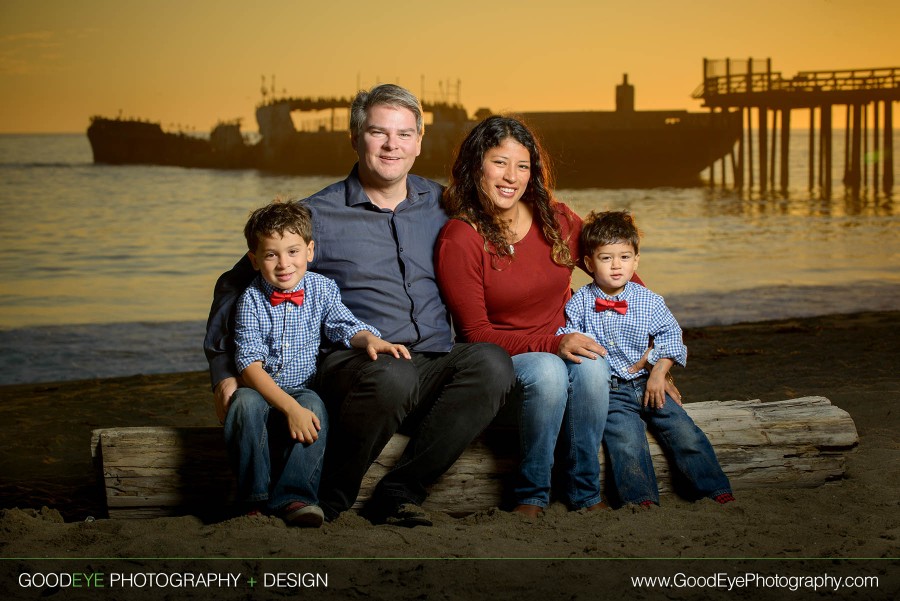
[4,127,900,136]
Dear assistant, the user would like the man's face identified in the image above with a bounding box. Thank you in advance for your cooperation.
[352,104,422,188]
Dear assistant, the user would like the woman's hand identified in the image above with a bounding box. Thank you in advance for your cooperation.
[557,333,607,363]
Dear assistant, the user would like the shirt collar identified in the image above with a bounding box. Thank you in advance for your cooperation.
[590,281,633,302]
[256,274,304,296]
[344,163,422,209]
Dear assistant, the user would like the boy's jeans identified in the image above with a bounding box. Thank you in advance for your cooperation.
[512,352,610,509]
[224,386,329,513]
[604,375,731,506]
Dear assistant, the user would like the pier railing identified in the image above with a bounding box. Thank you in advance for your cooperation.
[792,68,899,93]
[694,67,900,99]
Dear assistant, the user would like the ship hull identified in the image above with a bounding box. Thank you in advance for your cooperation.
[521,110,742,188]
[87,118,257,170]
[86,106,740,188]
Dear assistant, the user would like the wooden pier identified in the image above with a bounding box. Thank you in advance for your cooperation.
[694,58,899,196]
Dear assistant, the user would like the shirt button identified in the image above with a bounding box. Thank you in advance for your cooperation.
[406,282,412,288]
[399,247,404,253]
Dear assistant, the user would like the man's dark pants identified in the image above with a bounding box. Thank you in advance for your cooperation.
[314,342,514,520]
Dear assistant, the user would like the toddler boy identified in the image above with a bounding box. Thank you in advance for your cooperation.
[558,210,733,507]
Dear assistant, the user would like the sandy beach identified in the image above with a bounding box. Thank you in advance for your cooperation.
[1,311,898,600]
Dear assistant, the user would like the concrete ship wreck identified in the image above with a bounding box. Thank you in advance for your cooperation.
[87,75,741,188]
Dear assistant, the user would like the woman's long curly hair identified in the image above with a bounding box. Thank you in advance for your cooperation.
[443,115,574,269]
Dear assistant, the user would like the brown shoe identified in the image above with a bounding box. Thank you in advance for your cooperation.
[512,504,543,518]
[384,503,433,528]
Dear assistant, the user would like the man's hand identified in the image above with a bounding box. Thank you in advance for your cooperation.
[557,333,607,363]
[214,377,240,424]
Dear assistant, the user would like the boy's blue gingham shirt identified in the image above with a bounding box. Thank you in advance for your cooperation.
[234,272,379,388]
[557,281,687,380]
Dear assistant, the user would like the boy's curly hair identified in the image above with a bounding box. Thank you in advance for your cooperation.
[243,197,313,252]
[580,210,642,255]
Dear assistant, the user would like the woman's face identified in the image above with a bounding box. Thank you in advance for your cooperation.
[479,137,531,218]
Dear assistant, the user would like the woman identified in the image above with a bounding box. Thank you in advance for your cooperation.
[435,115,613,516]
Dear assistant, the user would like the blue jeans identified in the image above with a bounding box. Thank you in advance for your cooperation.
[224,386,329,513]
[512,352,610,509]
[604,375,731,506]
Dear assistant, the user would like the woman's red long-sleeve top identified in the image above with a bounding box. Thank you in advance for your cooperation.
[435,203,582,357]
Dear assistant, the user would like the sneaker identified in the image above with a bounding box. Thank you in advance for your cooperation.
[280,502,324,528]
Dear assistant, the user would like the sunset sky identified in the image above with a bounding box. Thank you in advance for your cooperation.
[1,0,898,134]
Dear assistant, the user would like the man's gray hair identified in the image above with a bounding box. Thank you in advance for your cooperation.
[349,83,424,138]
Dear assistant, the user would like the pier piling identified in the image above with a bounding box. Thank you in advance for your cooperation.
[695,58,899,196]
[885,100,894,191]
[821,104,833,197]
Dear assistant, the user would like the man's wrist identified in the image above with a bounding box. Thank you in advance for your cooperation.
[209,354,238,391]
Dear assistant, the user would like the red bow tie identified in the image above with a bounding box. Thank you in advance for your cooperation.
[270,289,304,307]
[595,297,628,315]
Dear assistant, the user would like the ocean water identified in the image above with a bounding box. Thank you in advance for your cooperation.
[0,133,898,385]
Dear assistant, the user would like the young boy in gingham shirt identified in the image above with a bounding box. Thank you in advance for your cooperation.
[558,210,733,507]
[225,199,409,527]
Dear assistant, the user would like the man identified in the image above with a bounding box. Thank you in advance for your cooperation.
[204,83,514,527]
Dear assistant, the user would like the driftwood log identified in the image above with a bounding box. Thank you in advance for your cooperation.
[91,396,858,519]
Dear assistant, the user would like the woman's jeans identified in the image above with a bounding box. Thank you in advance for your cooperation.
[604,375,732,506]
[512,352,610,509]
[224,386,329,513]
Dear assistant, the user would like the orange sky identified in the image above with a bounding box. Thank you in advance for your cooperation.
[1,0,898,133]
